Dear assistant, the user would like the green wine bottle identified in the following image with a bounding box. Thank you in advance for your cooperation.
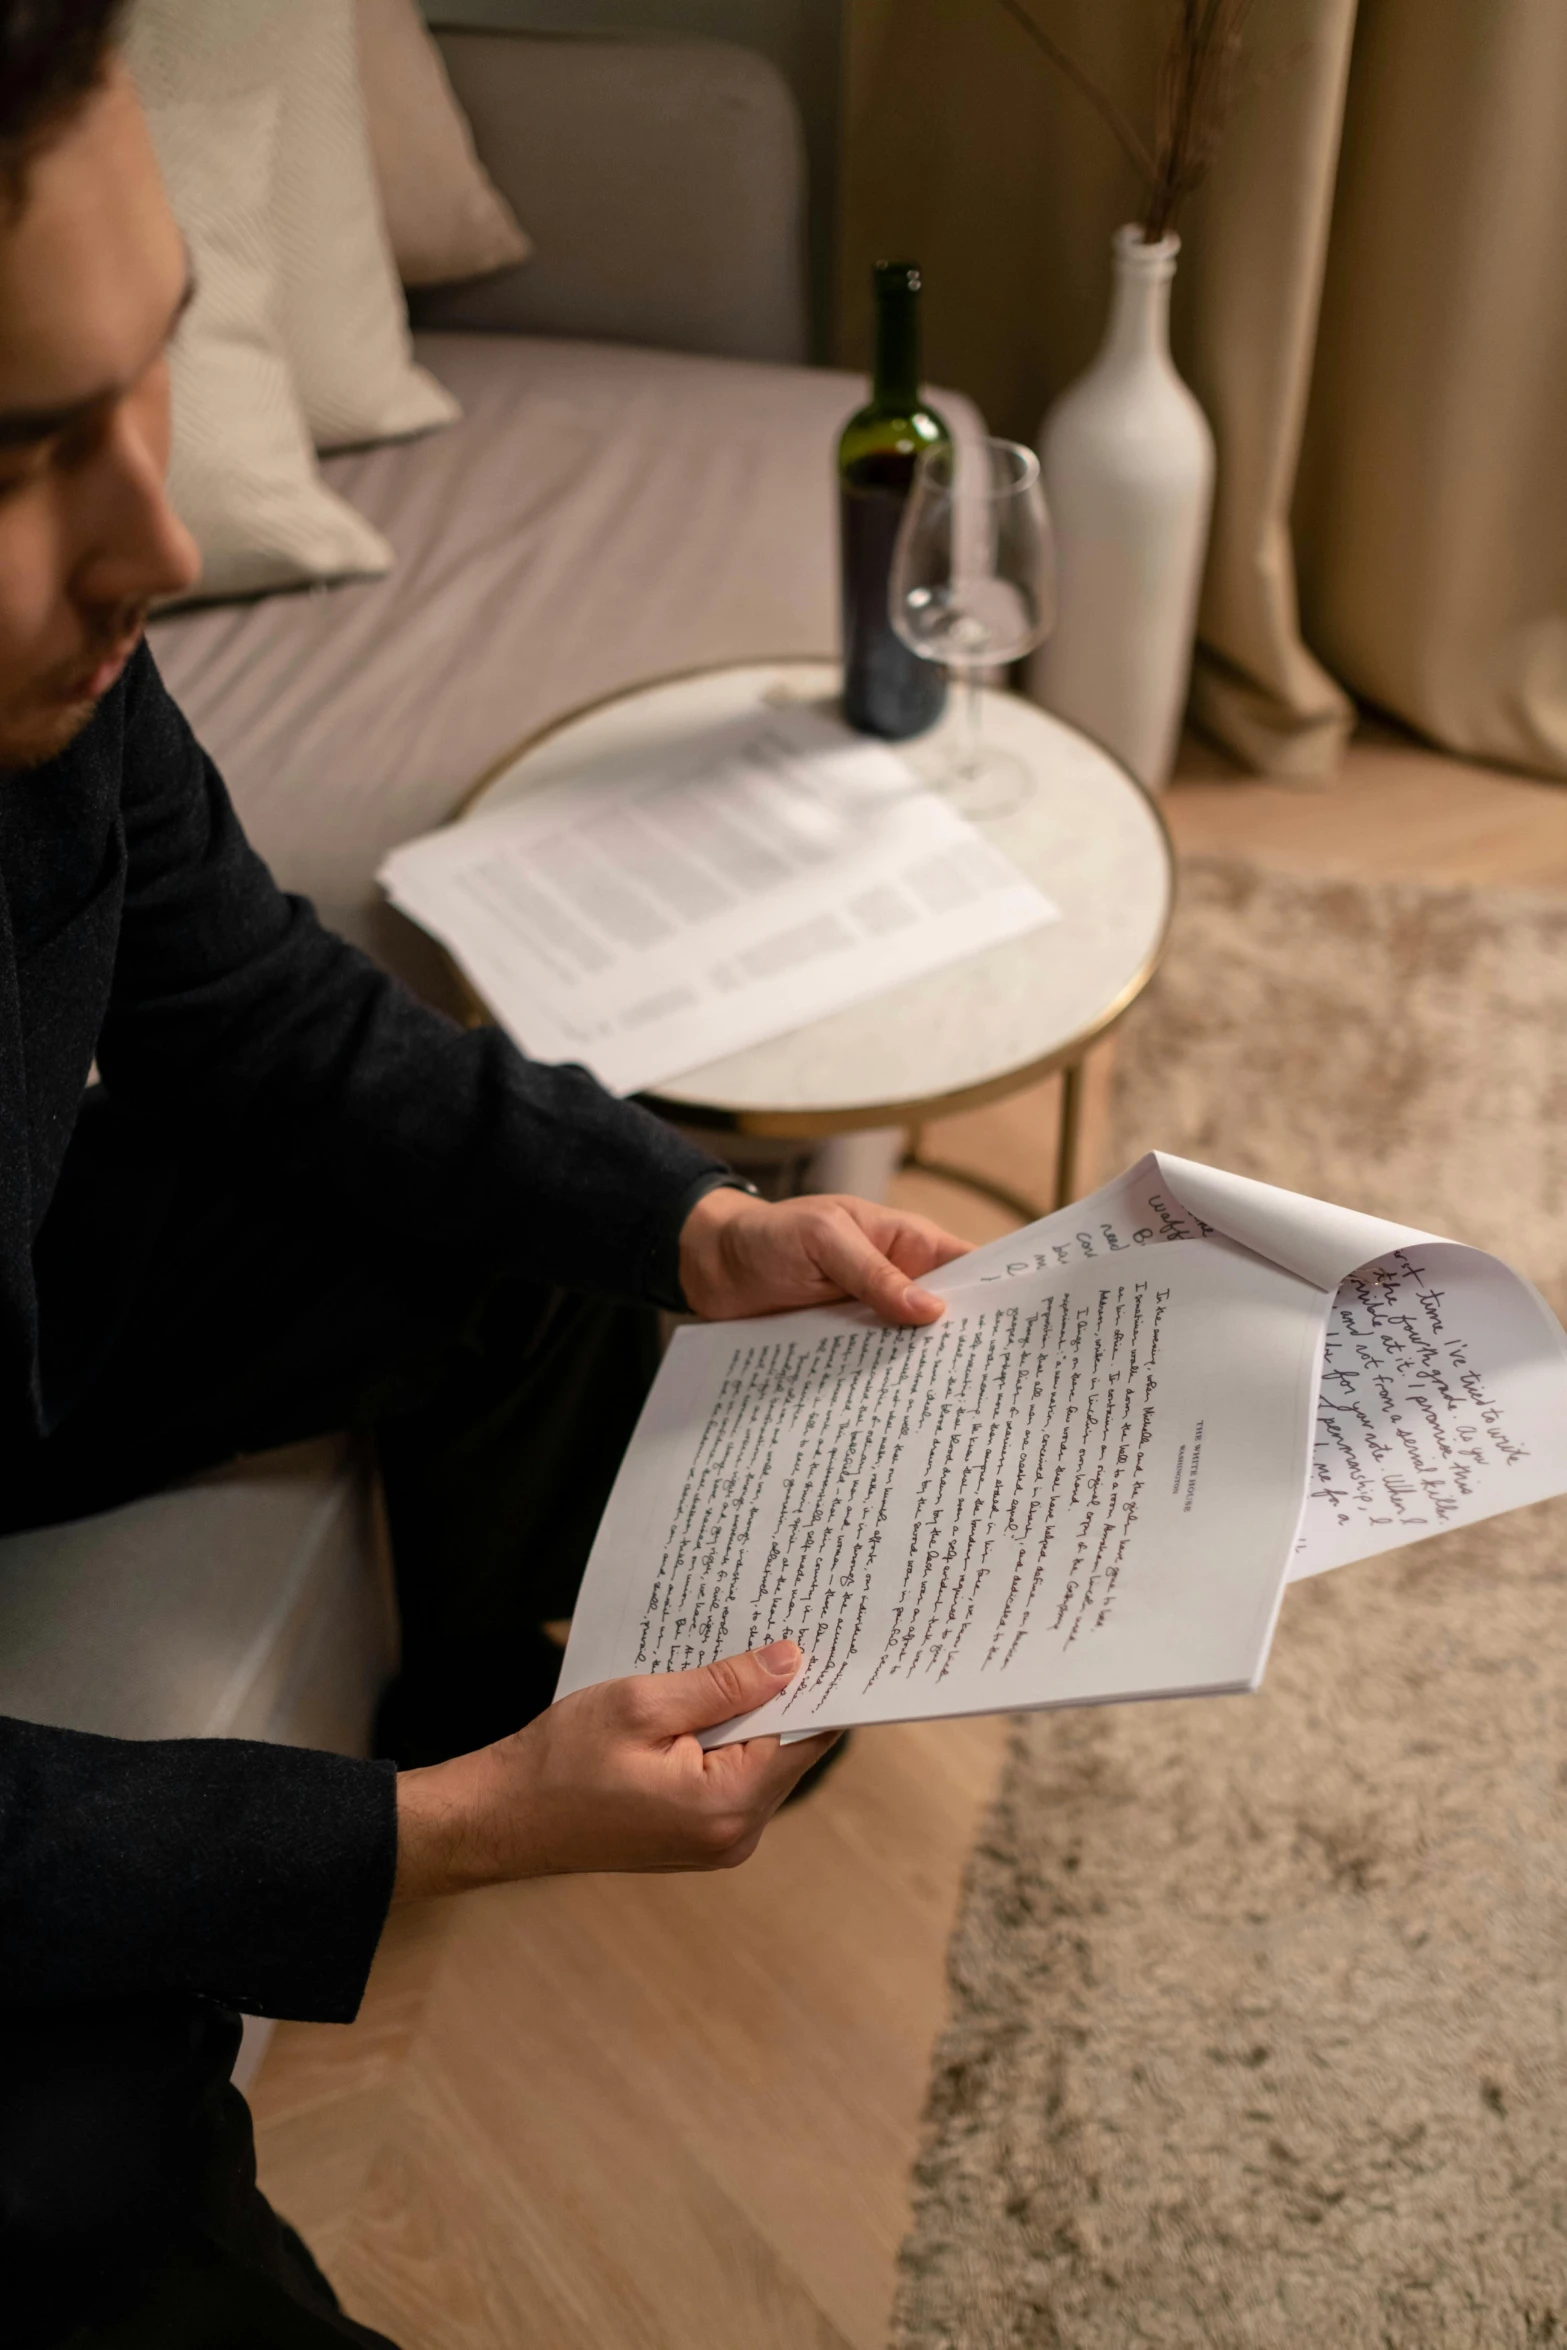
[838,261,950,739]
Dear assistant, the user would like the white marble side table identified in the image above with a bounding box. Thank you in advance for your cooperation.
[458,658,1174,1214]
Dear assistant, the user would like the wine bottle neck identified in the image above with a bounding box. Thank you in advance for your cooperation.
[872,268,922,408]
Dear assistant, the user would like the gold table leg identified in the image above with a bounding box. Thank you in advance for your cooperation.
[1053,1057,1086,1212]
[899,1138,1047,1228]
[900,1056,1090,1228]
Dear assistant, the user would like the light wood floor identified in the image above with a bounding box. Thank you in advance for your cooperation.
[252,722,1567,2349]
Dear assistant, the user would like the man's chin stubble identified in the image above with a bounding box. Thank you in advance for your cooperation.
[1,609,149,773]
[0,693,102,774]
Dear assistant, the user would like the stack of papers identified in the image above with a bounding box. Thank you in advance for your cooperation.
[555,1152,1567,1742]
[379,706,1059,1095]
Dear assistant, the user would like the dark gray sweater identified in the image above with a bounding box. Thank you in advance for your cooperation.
[0,643,723,2023]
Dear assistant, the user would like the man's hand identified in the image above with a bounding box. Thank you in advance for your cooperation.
[393,1641,836,1903]
[679,1187,972,1326]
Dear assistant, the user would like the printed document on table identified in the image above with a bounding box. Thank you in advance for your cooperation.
[555,1152,1567,1744]
[378,707,1058,1096]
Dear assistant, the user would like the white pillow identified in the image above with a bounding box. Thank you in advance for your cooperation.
[123,0,459,453]
[146,87,394,604]
[356,0,532,288]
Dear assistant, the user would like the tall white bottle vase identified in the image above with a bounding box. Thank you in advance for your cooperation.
[1030,226,1215,791]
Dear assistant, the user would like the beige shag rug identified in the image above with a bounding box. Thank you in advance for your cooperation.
[894,860,1567,2349]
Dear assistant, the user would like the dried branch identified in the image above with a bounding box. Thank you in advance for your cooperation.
[1145,0,1251,240]
[990,0,1156,190]
[993,0,1252,242]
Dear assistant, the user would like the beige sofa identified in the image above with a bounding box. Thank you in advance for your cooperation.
[0,33,900,1797]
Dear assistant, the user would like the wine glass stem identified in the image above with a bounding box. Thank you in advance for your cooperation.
[957,665,983,783]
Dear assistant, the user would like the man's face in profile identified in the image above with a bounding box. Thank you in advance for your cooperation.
[0,60,198,771]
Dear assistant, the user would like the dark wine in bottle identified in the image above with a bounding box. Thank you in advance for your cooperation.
[838,261,950,739]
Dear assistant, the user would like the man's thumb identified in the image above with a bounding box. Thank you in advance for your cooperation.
[646,1641,802,1735]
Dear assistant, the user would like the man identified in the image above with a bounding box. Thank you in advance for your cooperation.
[0,6,970,2341]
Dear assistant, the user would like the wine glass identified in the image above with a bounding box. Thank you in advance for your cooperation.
[890,436,1056,819]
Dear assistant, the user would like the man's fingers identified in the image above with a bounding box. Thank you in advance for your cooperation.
[880,1215,974,1279]
[764,1729,842,1800]
[703,1729,844,1836]
[623,1641,803,1737]
[813,1209,944,1325]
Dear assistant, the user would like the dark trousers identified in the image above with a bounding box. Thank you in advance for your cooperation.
[1,1103,662,2346]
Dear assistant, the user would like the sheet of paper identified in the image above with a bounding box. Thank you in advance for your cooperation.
[556,1236,1329,1742]
[932,1150,1437,1298]
[1291,1241,1567,1576]
[929,1152,1220,1297]
[935,1154,1567,1583]
[379,706,1058,1096]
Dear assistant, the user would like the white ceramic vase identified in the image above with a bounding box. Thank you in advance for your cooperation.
[1029,224,1215,791]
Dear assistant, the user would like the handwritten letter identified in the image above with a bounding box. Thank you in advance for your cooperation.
[562,1237,1321,1739]
[1293,1244,1567,1577]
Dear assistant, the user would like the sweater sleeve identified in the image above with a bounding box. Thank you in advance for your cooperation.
[0,1717,397,2020]
[97,645,727,1305]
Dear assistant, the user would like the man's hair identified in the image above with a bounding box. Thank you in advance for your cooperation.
[0,0,126,211]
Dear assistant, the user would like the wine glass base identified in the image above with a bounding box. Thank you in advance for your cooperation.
[932,743,1034,822]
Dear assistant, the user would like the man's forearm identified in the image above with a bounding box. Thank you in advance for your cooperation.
[108,650,733,1311]
[388,1644,834,1905]
[394,1747,510,1904]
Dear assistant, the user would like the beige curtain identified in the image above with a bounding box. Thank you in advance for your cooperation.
[839,0,1567,781]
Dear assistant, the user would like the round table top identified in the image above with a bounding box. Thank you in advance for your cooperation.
[463,659,1174,1136]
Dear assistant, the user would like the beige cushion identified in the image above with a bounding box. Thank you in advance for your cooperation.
[147,87,393,604]
[356,0,531,288]
[418,33,808,366]
[124,0,458,452]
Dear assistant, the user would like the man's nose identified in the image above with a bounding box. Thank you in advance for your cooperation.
[72,388,201,614]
